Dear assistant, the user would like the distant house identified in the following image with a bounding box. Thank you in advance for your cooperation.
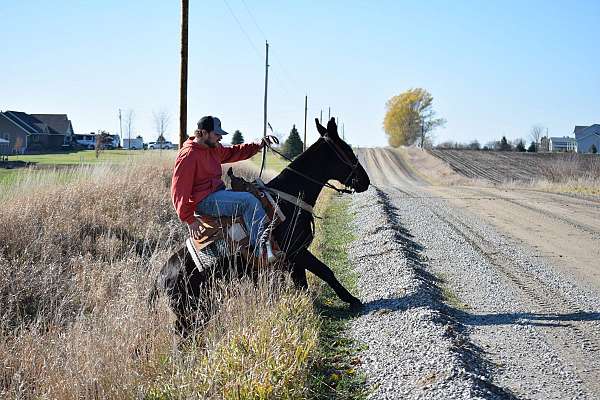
[0,110,75,154]
[574,124,600,153]
[548,136,577,152]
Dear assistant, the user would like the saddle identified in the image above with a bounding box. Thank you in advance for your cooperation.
[186,168,285,268]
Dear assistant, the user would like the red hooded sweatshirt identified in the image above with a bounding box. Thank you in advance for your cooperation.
[171,138,261,224]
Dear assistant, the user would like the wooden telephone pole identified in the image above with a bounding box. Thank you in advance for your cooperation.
[260,41,269,172]
[303,95,307,151]
[263,41,269,140]
[179,0,189,148]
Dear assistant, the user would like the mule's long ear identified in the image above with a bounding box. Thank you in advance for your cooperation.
[315,118,327,136]
[327,117,339,138]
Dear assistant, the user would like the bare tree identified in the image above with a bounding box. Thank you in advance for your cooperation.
[153,109,170,143]
[530,125,545,151]
[123,109,135,147]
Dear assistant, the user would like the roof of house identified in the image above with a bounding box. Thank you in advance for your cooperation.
[549,136,577,145]
[573,125,589,134]
[574,124,600,140]
[1,111,63,135]
[31,114,73,135]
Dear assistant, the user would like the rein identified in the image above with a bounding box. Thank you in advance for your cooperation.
[262,138,357,195]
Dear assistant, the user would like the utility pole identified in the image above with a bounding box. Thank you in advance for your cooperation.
[118,109,124,148]
[261,41,269,171]
[320,109,322,124]
[263,41,269,139]
[179,0,189,148]
[328,107,330,121]
[303,95,307,152]
[342,122,345,141]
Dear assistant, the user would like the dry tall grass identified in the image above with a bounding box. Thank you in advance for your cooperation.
[0,157,319,399]
[513,153,600,196]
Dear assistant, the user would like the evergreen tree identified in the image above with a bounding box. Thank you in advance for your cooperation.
[516,139,526,152]
[231,130,244,145]
[282,124,304,159]
[591,144,598,154]
[498,136,512,151]
[527,141,537,152]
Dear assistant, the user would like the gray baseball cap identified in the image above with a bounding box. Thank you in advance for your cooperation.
[197,116,229,135]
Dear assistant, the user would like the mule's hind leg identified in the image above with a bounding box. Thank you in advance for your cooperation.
[290,264,308,289]
[294,249,361,306]
[154,245,212,338]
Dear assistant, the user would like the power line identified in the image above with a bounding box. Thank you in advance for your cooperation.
[222,0,262,60]
[237,0,301,93]
[240,0,268,41]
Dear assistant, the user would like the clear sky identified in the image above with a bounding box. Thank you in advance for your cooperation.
[1,1,598,147]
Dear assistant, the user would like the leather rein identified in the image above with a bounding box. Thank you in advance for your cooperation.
[262,136,361,195]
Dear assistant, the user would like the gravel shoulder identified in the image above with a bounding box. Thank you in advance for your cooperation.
[346,148,600,399]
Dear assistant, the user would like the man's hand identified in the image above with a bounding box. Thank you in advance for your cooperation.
[188,219,203,240]
[260,135,279,149]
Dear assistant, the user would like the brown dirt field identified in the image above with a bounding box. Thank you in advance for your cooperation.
[429,149,600,185]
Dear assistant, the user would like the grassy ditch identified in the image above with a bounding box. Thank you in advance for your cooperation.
[0,157,320,399]
[0,152,368,399]
[309,192,367,399]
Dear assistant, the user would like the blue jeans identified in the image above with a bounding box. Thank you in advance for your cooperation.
[196,190,268,249]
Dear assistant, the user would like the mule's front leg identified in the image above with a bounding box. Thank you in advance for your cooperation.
[295,249,361,307]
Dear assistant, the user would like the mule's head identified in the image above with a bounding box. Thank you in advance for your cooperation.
[315,118,370,193]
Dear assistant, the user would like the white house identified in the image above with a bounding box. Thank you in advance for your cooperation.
[549,136,577,152]
[574,125,600,153]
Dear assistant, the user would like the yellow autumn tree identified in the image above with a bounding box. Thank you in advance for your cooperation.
[383,88,445,148]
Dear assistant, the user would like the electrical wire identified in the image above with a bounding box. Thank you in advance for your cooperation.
[222,0,263,60]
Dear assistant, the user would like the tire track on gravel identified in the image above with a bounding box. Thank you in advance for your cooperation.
[425,201,600,395]
[385,183,600,397]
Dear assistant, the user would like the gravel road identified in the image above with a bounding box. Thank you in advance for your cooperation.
[345,148,600,399]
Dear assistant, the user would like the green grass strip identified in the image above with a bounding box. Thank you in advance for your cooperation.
[310,194,367,399]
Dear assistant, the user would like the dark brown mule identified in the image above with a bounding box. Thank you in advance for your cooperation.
[151,118,370,335]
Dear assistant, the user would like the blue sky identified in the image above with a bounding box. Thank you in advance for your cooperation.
[1,1,598,147]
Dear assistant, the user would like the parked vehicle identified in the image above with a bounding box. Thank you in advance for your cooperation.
[149,141,175,150]
[123,138,144,150]
[74,134,96,149]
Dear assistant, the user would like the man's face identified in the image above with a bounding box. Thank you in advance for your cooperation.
[202,130,222,148]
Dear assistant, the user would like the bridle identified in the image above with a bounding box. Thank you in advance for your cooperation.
[322,136,362,191]
[262,136,362,195]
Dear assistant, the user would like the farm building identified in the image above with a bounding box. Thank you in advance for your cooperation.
[548,136,577,152]
[574,124,600,154]
[0,110,74,154]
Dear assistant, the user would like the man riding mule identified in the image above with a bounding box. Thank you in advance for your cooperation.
[153,117,370,336]
[171,115,278,262]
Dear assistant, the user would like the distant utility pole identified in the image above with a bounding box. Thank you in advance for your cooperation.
[179,0,189,148]
[328,107,330,121]
[303,95,307,151]
[320,109,322,124]
[118,109,124,148]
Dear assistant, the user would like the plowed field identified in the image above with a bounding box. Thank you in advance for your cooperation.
[428,149,600,183]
